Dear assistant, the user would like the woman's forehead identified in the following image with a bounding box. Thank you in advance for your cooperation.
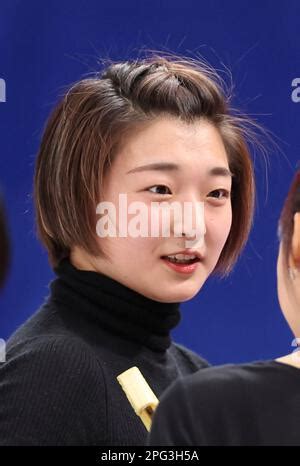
[113,118,228,173]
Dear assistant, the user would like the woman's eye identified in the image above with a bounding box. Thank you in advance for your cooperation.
[147,185,172,195]
[208,189,231,201]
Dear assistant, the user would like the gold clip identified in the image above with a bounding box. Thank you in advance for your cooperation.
[117,366,159,432]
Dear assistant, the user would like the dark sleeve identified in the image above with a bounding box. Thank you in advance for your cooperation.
[148,366,248,446]
[0,336,107,445]
[148,377,200,445]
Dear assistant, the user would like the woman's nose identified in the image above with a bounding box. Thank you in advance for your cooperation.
[172,200,206,248]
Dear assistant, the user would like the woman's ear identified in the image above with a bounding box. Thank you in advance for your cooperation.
[290,212,300,268]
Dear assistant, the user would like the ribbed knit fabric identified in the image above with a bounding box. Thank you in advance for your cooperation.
[0,259,209,446]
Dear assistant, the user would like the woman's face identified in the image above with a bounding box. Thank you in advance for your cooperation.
[82,116,233,303]
[277,240,300,336]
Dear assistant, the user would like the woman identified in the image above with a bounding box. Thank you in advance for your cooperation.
[149,170,300,446]
[0,54,255,445]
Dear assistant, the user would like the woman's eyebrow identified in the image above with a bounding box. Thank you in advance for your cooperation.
[126,162,234,178]
[209,166,234,178]
[126,162,179,174]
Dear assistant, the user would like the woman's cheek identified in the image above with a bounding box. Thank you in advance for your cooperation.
[219,203,233,241]
[208,209,232,251]
[225,207,233,241]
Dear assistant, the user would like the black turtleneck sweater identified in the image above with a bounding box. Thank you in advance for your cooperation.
[0,259,209,446]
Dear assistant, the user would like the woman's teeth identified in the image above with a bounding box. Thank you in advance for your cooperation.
[164,254,198,264]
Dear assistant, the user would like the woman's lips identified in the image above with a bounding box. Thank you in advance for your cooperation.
[161,256,200,274]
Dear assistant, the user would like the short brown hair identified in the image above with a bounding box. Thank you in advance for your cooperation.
[34,53,256,276]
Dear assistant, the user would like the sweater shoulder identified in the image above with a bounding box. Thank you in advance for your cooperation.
[180,360,280,394]
[6,333,103,371]
[0,335,108,445]
[160,361,279,416]
[170,341,210,371]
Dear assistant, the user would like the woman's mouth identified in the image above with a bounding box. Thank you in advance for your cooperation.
[161,254,201,274]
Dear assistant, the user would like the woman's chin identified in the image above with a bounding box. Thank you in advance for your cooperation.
[153,285,203,303]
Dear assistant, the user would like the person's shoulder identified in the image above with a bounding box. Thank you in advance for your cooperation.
[4,333,106,387]
[170,341,210,370]
[190,359,282,386]
[150,360,282,446]
[8,326,102,363]
[7,300,66,347]
[0,334,108,445]
[169,360,278,406]
[6,299,97,363]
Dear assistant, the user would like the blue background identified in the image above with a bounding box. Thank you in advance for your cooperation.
[1,0,299,365]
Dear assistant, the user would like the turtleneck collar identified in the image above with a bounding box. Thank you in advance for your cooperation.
[49,258,181,352]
